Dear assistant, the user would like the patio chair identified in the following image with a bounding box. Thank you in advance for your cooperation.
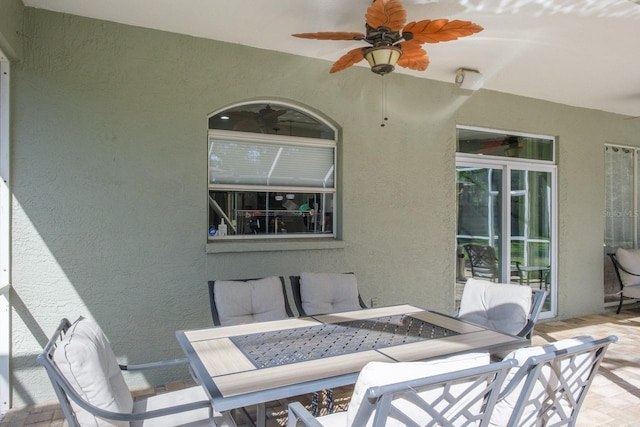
[491,335,617,427]
[208,276,294,325]
[289,273,367,416]
[208,276,294,425]
[289,272,367,317]
[464,244,499,282]
[287,352,517,427]
[455,278,547,342]
[36,317,235,427]
[608,249,640,313]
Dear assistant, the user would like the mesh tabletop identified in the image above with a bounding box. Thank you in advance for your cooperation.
[229,314,459,369]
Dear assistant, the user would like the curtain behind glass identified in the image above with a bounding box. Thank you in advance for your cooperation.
[604,146,635,298]
[604,147,634,249]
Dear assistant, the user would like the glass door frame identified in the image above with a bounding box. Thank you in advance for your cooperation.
[456,154,558,319]
[0,50,10,415]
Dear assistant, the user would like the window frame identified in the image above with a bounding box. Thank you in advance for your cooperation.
[207,100,338,242]
[0,49,10,415]
[456,125,557,319]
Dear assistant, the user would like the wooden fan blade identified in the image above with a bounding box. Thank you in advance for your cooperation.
[292,31,365,41]
[330,48,365,73]
[365,0,407,31]
[397,41,429,71]
[403,19,483,43]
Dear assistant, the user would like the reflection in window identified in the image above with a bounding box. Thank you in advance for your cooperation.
[457,128,554,161]
[209,103,335,140]
[208,191,333,237]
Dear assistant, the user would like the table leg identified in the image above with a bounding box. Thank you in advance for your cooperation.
[256,403,266,427]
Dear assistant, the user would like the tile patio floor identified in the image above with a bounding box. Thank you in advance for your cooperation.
[2,305,640,426]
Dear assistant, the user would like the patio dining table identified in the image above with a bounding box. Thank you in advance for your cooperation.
[176,304,528,427]
[515,264,550,289]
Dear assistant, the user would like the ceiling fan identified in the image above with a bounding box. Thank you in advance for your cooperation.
[292,0,483,75]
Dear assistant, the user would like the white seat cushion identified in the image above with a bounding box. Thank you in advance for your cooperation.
[331,352,490,427]
[214,276,288,325]
[53,317,134,427]
[458,278,532,335]
[300,272,362,315]
[615,248,640,287]
[490,336,595,427]
[622,284,640,299]
[310,411,347,427]
[132,386,232,427]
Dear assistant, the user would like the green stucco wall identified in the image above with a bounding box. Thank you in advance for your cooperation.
[3,5,640,408]
[0,0,22,60]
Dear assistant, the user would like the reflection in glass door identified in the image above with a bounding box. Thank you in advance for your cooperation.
[457,166,504,279]
[456,161,556,317]
[510,169,552,294]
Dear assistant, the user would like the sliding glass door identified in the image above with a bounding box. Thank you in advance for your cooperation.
[456,127,556,317]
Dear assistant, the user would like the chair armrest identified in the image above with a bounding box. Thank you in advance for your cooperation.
[52,371,212,423]
[518,290,547,340]
[517,322,534,342]
[287,401,324,427]
[119,357,189,371]
[120,357,201,385]
[610,253,640,277]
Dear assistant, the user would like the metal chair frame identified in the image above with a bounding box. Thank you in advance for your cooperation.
[496,335,617,427]
[287,358,517,427]
[519,289,547,341]
[454,286,547,342]
[608,252,640,314]
[37,318,231,427]
[464,244,500,282]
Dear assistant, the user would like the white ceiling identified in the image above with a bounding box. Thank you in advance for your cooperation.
[22,0,640,117]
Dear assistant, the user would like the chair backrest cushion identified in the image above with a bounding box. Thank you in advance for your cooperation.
[615,247,640,287]
[458,278,532,335]
[299,272,362,315]
[490,336,595,427]
[346,352,490,427]
[214,276,289,325]
[53,317,133,427]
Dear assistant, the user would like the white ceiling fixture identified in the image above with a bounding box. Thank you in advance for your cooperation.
[455,68,482,91]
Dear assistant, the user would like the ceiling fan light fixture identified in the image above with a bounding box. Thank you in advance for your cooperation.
[364,46,402,75]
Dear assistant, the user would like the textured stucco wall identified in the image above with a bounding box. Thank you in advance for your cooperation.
[4,6,640,408]
[0,0,23,60]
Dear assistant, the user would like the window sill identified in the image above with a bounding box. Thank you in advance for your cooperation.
[206,238,346,254]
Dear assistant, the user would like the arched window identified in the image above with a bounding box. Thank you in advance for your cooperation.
[207,101,337,240]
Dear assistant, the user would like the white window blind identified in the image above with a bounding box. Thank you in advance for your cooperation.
[209,137,335,188]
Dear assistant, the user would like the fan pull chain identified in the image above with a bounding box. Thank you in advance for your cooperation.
[381,76,388,127]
